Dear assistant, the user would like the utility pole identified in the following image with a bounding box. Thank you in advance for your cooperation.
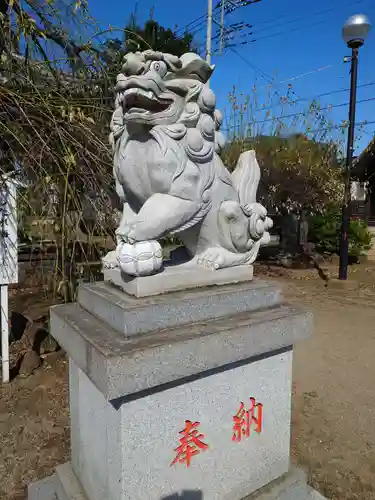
[219,0,226,54]
[206,0,213,65]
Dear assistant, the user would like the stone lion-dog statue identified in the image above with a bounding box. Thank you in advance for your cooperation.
[105,50,273,276]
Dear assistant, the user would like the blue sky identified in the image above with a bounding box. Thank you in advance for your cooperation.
[88,0,375,153]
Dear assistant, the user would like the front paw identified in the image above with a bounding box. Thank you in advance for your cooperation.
[116,224,136,244]
[126,221,160,243]
[102,250,120,269]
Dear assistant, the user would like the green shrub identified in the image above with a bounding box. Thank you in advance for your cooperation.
[309,207,372,259]
[348,217,373,258]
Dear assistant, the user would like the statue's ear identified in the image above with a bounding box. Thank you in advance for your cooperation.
[178,53,214,83]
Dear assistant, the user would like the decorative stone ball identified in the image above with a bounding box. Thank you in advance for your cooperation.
[117,240,163,277]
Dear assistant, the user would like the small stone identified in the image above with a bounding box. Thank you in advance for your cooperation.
[23,322,51,353]
[279,256,293,268]
[23,322,45,349]
[39,334,59,354]
[19,350,41,377]
[327,278,359,291]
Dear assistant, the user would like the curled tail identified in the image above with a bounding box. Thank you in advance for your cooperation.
[231,150,260,206]
[231,150,273,242]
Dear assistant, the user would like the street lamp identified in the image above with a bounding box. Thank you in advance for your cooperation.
[339,14,371,280]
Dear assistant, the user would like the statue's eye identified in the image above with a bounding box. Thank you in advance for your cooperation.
[151,61,167,77]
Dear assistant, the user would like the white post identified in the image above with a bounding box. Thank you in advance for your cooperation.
[206,0,213,66]
[1,285,9,383]
[0,175,19,384]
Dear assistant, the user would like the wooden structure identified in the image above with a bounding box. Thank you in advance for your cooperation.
[351,137,375,226]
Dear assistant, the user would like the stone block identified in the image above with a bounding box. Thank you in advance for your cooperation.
[28,475,57,500]
[244,468,326,499]
[28,278,325,500]
[55,463,88,500]
[69,349,293,500]
[77,279,282,337]
[103,263,254,297]
[28,466,328,500]
[50,300,312,400]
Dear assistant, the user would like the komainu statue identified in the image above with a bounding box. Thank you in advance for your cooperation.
[106,50,273,276]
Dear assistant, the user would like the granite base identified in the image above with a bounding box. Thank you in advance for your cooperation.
[27,279,326,500]
[67,350,293,500]
[103,263,254,298]
[28,465,327,500]
[76,278,281,337]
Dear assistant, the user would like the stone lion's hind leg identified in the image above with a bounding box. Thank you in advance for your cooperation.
[197,248,226,270]
[124,193,200,243]
[197,242,262,270]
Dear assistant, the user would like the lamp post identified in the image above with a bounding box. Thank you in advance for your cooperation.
[339,14,371,280]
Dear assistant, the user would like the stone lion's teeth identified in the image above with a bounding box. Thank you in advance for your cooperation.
[122,88,158,102]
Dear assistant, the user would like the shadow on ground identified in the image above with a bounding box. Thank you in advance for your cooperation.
[161,492,203,500]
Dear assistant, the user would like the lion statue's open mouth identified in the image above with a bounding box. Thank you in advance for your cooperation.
[122,88,172,116]
[111,51,217,127]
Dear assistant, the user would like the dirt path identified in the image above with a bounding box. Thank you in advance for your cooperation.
[1,267,375,499]
[285,281,375,500]
[0,354,69,500]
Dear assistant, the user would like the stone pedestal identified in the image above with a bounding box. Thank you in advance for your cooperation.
[28,270,327,500]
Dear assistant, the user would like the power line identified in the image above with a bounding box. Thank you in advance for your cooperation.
[182,0,374,143]
[227,18,330,47]
[253,81,375,113]
[180,0,369,50]
[220,28,341,137]
[224,46,336,132]
[228,46,273,83]
[175,0,262,37]
[215,0,261,13]
[224,119,375,136]
[306,120,375,135]
[176,15,208,37]
[224,35,335,124]
[221,29,351,127]
[248,0,367,37]
[201,11,274,83]
[202,56,373,124]
[215,0,369,49]
[174,1,227,37]
[223,97,375,129]
[277,65,336,85]
[243,0,367,30]
[175,0,261,39]
[178,0,373,133]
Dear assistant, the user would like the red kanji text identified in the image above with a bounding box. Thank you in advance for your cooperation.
[232,397,263,442]
[170,420,208,468]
